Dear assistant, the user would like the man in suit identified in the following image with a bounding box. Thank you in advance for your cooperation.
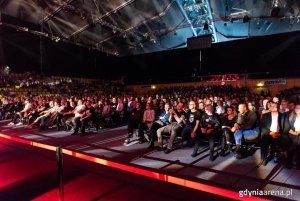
[260,102,283,165]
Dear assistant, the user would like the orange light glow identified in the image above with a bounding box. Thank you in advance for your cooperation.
[0,132,271,201]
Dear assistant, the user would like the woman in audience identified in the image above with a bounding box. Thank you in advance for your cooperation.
[191,104,220,161]
[220,106,237,156]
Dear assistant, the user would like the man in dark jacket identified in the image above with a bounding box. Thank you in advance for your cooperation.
[260,102,284,165]
[233,103,260,159]
[125,102,144,143]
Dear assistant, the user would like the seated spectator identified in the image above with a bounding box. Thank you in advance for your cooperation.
[282,103,300,169]
[26,101,59,130]
[215,100,225,116]
[220,106,237,156]
[147,103,171,149]
[191,104,220,160]
[8,99,32,126]
[181,101,201,147]
[125,102,144,142]
[156,102,186,154]
[79,100,96,136]
[139,103,155,143]
[260,102,283,165]
[233,103,260,159]
[65,99,86,135]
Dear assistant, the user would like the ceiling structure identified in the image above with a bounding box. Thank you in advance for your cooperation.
[1,0,300,56]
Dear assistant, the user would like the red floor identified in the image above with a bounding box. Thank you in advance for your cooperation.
[1,121,297,200]
[0,138,233,201]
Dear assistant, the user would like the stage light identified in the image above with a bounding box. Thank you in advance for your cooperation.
[271,0,280,17]
[257,82,264,87]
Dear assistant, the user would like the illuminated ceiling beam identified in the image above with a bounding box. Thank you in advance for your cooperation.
[68,0,136,38]
[95,1,176,47]
[39,0,76,25]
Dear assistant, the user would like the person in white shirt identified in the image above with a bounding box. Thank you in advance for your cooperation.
[65,99,86,135]
[260,102,283,166]
[8,99,32,126]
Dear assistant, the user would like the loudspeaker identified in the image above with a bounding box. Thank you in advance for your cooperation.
[187,34,212,50]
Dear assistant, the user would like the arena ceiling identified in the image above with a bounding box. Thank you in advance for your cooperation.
[1,0,300,56]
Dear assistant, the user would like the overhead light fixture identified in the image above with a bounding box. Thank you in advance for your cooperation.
[243,15,250,23]
[271,0,280,17]
[203,21,209,30]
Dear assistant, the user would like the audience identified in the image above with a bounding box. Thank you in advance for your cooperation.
[1,75,300,169]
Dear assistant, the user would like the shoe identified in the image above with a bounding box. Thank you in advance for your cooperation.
[191,152,197,158]
[124,138,131,144]
[220,149,226,157]
[7,122,15,126]
[209,154,214,161]
[144,133,150,142]
[15,122,23,126]
[234,145,243,159]
[234,152,243,159]
[262,159,268,166]
[273,156,279,163]
[164,148,172,154]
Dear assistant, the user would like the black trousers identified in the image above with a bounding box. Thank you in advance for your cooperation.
[193,132,215,156]
[221,128,234,150]
[127,118,141,134]
[80,117,94,134]
[260,134,281,160]
[286,134,300,166]
[148,122,166,145]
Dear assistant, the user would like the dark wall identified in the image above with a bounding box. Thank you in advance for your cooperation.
[202,31,300,75]
[1,25,300,83]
